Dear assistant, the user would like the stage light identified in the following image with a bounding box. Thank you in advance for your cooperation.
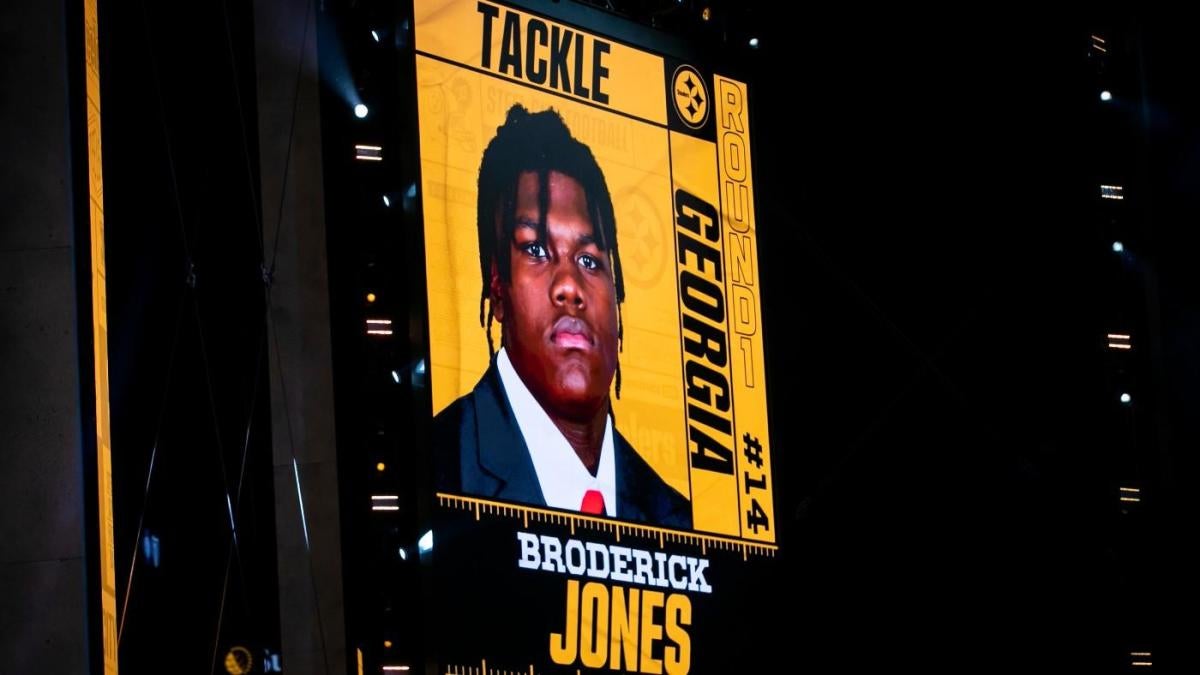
[382,195,391,207]
[391,370,401,384]
[418,529,433,553]
[367,318,393,335]
[1100,184,1124,200]
[415,359,426,375]
[293,457,310,549]
[399,19,411,48]
[355,144,383,161]
[403,182,418,212]
[367,292,376,303]
[142,532,161,568]
[371,30,381,42]
[748,37,759,48]
[1100,90,1112,101]
[1112,240,1124,253]
[1119,392,1131,404]
[354,103,369,119]
[397,548,408,561]
[701,7,711,21]
[376,462,386,472]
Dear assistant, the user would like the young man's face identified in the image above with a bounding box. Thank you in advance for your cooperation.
[491,170,619,424]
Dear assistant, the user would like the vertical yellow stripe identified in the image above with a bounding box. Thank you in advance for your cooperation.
[670,131,740,535]
[714,75,775,542]
[83,0,119,671]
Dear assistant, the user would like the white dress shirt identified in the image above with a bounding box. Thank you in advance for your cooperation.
[496,348,616,516]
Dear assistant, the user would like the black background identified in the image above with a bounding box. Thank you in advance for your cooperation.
[93,1,1198,673]
[432,510,774,673]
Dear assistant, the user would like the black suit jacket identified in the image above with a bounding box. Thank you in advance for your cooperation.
[434,362,692,529]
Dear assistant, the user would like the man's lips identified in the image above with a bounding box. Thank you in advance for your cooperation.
[550,315,594,350]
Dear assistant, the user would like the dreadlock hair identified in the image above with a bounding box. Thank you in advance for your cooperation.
[476,104,626,398]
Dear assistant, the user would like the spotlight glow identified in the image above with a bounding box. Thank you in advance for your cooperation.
[371,30,381,42]
[382,195,391,207]
[391,370,401,384]
[1112,241,1124,253]
[354,103,369,119]
[1100,90,1113,101]
[748,37,759,48]
[1120,393,1132,404]
[418,529,433,553]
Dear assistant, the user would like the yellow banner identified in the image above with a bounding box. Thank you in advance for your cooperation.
[414,0,667,125]
[714,76,774,542]
[669,131,739,536]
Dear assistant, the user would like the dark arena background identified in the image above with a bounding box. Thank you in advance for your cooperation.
[2,1,1198,674]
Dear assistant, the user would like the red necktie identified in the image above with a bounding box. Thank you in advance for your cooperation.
[580,489,606,515]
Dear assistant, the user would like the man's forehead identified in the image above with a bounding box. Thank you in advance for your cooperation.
[512,216,598,244]
[514,170,588,203]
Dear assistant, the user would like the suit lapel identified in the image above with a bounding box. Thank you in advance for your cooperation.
[471,363,546,506]
[614,432,649,523]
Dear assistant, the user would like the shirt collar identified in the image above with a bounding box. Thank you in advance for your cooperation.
[496,348,616,516]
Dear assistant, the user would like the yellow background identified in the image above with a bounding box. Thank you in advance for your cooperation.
[667,131,740,535]
[715,76,775,542]
[417,56,689,496]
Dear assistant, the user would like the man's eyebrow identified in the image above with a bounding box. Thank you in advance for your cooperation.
[511,217,600,247]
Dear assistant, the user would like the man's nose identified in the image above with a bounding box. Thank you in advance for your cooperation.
[551,263,585,309]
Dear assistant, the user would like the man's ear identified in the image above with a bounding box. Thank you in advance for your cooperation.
[489,257,505,323]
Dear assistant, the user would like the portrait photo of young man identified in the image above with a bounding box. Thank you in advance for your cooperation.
[434,104,692,529]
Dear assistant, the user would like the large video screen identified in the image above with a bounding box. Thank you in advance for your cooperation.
[415,1,776,671]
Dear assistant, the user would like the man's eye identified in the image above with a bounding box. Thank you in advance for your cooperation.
[521,242,548,258]
[578,254,601,271]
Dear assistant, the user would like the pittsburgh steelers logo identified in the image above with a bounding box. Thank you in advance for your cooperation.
[616,186,667,288]
[672,65,709,129]
[224,646,253,675]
